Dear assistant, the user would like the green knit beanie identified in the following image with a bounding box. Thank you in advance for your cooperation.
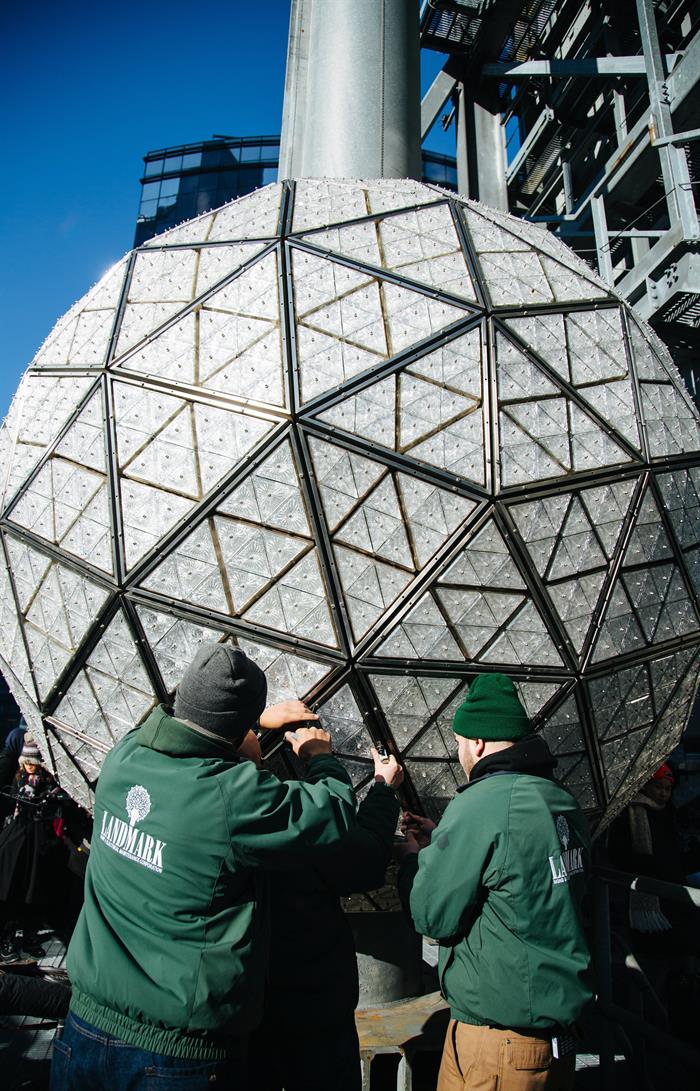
[452,673,530,741]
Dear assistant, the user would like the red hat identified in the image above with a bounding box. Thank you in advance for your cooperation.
[651,763,674,783]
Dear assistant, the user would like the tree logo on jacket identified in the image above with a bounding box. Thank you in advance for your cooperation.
[549,814,583,886]
[99,784,166,874]
[126,785,151,827]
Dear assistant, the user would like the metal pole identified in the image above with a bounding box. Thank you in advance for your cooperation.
[456,85,470,198]
[562,158,574,214]
[470,98,509,210]
[278,0,312,180]
[635,0,698,239]
[612,89,628,146]
[283,0,422,180]
[456,75,508,210]
[591,195,615,285]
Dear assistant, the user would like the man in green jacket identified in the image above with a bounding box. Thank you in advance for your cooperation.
[51,643,362,1091]
[397,673,592,1091]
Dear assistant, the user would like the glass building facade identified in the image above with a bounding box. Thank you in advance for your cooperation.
[135,137,281,246]
[135,137,458,245]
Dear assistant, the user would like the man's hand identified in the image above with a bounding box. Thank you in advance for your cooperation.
[284,726,332,760]
[371,748,404,789]
[259,700,319,731]
[394,829,420,861]
[400,811,437,849]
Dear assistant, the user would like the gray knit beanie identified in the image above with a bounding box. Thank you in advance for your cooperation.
[20,737,43,765]
[174,643,267,741]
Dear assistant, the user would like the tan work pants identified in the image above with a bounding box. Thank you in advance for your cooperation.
[437,1020,576,1091]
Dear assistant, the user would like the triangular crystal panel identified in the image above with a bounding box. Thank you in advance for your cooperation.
[300,203,477,302]
[136,606,223,692]
[0,375,98,512]
[308,436,387,531]
[369,673,462,751]
[32,259,128,369]
[141,520,229,613]
[376,592,463,660]
[396,475,476,568]
[217,440,310,535]
[335,477,413,566]
[243,551,337,647]
[235,635,332,704]
[441,520,526,589]
[54,609,156,746]
[334,545,411,641]
[479,600,564,666]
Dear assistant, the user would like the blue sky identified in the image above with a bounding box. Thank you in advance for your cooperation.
[0,0,452,419]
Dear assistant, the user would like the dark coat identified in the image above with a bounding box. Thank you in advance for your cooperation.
[0,748,19,788]
[0,793,67,909]
[0,971,70,1018]
[264,780,400,1023]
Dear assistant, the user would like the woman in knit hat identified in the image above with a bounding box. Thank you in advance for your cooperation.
[0,739,64,964]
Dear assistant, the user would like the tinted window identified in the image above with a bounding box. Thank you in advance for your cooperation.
[160,178,180,199]
[163,153,183,173]
[141,181,161,202]
[138,199,158,220]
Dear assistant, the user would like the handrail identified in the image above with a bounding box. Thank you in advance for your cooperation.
[593,866,700,908]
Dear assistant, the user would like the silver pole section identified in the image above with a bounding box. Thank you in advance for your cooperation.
[455,76,508,211]
[469,98,508,211]
[456,84,470,198]
[280,0,422,180]
[278,0,312,180]
[591,195,614,285]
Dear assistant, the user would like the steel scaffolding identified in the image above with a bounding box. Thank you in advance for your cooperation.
[420,0,700,390]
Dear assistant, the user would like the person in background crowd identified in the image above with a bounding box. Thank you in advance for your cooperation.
[608,761,700,1041]
[608,763,687,931]
[248,731,403,1091]
[1,719,27,769]
[0,738,67,963]
[0,718,27,822]
[397,673,592,1091]
[51,643,361,1091]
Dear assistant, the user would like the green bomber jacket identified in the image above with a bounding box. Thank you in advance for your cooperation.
[67,706,356,1060]
[398,737,592,1032]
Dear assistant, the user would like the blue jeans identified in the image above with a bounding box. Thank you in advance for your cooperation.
[50,1011,245,1090]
